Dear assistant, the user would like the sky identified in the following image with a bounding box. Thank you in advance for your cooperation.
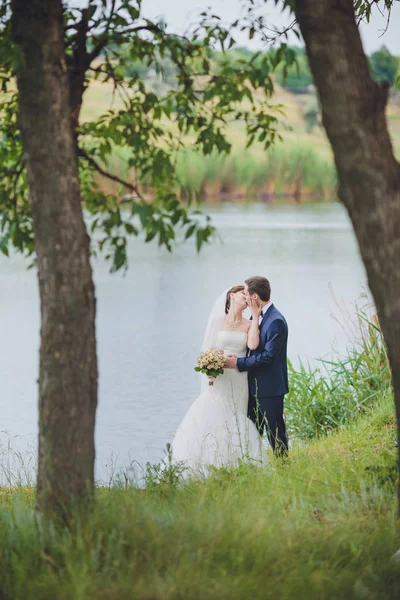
[140,0,400,55]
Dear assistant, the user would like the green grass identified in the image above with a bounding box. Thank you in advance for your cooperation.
[174,144,337,199]
[0,309,398,598]
[286,308,391,439]
[99,142,337,200]
[0,394,398,599]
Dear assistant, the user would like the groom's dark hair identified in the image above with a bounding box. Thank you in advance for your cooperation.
[245,276,271,302]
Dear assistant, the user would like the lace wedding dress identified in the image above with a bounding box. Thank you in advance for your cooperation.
[171,330,266,473]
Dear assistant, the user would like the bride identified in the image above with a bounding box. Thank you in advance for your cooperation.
[171,285,267,473]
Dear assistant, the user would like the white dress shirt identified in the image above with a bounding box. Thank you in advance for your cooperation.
[259,300,273,324]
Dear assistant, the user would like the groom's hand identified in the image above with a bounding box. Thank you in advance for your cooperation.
[224,354,238,368]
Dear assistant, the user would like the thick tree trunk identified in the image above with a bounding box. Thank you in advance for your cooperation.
[294,0,400,509]
[11,0,98,515]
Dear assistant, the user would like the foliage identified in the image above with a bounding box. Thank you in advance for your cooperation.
[117,47,180,92]
[0,394,397,599]
[354,0,397,24]
[369,45,400,86]
[354,3,400,86]
[0,0,298,271]
[276,47,313,92]
[275,41,400,93]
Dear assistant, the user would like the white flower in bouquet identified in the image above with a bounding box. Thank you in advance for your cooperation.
[194,348,225,385]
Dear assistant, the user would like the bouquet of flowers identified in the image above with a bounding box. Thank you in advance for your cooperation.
[194,348,225,385]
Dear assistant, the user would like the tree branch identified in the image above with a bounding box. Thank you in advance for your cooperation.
[78,147,140,196]
[258,18,298,45]
[110,22,166,37]
[87,0,117,64]
[87,21,191,68]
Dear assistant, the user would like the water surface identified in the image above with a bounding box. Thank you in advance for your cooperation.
[0,202,368,480]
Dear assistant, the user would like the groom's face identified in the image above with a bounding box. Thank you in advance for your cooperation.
[244,284,259,306]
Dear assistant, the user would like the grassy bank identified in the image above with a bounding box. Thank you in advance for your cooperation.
[0,393,398,599]
[0,311,398,598]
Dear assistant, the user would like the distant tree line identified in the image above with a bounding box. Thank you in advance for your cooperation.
[115,44,400,95]
[277,45,399,92]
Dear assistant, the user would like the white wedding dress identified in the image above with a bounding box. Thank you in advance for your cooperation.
[171,330,267,473]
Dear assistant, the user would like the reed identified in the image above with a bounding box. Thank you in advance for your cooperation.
[94,143,337,201]
[286,306,391,439]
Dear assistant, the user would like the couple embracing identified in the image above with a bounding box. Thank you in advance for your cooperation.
[172,276,289,472]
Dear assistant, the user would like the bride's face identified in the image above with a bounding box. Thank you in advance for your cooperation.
[231,290,247,312]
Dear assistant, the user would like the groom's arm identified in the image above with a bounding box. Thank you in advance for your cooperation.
[237,319,286,372]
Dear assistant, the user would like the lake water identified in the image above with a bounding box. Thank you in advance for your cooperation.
[0,202,369,482]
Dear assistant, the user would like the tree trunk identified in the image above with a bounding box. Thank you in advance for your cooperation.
[11,0,98,516]
[67,8,90,134]
[294,0,400,510]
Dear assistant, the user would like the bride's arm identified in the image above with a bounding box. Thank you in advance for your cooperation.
[237,318,286,372]
[246,297,262,350]
[247,318,260,350]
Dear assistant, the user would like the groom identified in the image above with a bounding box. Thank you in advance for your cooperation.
[225,276,289,456]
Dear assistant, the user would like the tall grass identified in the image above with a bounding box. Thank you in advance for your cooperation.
[286,304,391,440]
[0,394,398,599]
[0,432,36,487]
[0,301,398,598]
[94,143,337,201]
[174,144,337,200]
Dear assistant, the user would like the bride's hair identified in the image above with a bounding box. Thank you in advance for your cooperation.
[225,285,245,314]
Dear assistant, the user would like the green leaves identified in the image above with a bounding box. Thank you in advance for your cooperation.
[354,0,395,24]
[369,45,399,87]
[185,224,196,240]
[79,165,216,272]
[194,366,224,378]
[0,0,295,271]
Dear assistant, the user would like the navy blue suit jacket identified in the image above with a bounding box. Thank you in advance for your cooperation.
[237,304,289,399]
